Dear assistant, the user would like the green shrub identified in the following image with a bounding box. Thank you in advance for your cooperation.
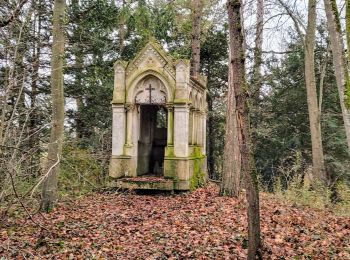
[274,175,350,215]
[283,180,331,209]
[333,182,350,216]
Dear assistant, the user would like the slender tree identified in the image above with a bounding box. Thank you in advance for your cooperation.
[305,0,326,181]
[251,0,264,103]
[251,0,264,169]
[323,0,350,154]
[226,0,261,257]
[191,0,202,77]
[346,0,350,106]
[29,0,43,175]
[277,0,327,182]
[71,0,85,141]
[220,36,241,197]
[41,0,66,211]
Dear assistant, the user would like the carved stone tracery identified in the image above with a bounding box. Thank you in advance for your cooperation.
[134,76,167,104]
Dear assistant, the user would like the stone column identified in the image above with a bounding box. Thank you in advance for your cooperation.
[190,107,195,144]
[125,104,134,146]
[202,111,207,154]
[112,104,126,156]
[174,104,190,157]
[197,110,204,146]
[166,104,174,145]
[194,109,200,145]
[113,61,126,103]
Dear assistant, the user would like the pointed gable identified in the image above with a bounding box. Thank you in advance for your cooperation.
[126,40,175,78]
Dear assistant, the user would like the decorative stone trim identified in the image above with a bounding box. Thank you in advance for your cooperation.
[125,103,134,111]
[165,103,174,111]
[110,39,208,191]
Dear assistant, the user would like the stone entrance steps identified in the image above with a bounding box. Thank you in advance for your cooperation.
[115,176,174,191]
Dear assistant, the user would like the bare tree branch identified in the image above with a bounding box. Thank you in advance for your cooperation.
[0,0,29,28]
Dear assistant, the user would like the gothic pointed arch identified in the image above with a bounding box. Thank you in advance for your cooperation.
[126,69,174,104]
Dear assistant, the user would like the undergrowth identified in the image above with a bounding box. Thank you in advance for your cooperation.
[59,145,106,196]
[272,177,350,216]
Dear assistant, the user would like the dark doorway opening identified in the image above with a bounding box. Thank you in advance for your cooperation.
[137,105,167,176]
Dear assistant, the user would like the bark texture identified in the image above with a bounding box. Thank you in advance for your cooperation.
[207,94,215,179]
[346,0,350,108]
[323,0,350,154]
[190,0,202,77]
[220,37,241,197]
[29,0,42,176]
[305,0,326,181]
[71,0,85,141]
[41,0,66,212]
[251,0,264,151]
[252,0,264,102]
[226,0,261,258]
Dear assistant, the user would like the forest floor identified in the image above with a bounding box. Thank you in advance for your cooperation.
[1,184,350,259]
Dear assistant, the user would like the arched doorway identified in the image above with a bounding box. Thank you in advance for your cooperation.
[110,40,208,190]
[134,75,168,176]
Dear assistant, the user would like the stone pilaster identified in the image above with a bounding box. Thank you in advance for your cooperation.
[174,60,190,101]
[125,104,134,147]
[201,110,207,154]
[194,109,200,145]
[190,107,195,144]
[112,61,127,103]
[196,110,202,146]
[111,104,126,156]
[166,104,174,145]
[174,104,190,157]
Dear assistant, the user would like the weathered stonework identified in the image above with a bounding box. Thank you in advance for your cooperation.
[109,40,207,191]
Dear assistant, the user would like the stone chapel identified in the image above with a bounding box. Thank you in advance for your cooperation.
[109,40,207,191]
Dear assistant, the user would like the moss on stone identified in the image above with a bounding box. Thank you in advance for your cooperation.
[189,145,205,160]
[190,157,205,190]
[164,159,177,179]
[173,98,190,104]
[116,178,174,190]
[165,146,175,158]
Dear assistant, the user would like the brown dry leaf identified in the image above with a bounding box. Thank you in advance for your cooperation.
[1,184,349,259]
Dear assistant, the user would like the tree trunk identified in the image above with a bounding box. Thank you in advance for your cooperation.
[251,0,264,103]
[207,93,215,179]
[305,0,326,182]
[71,0,85,141]
[226,1,261,258]
[76,96,84,140]
[29,0,42,176]
[251,0,264,149]
[41,0,66,212]
[346,0,350,108]
[190,0,202,78]
[323,0,350,154]
[220,37,241,197]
